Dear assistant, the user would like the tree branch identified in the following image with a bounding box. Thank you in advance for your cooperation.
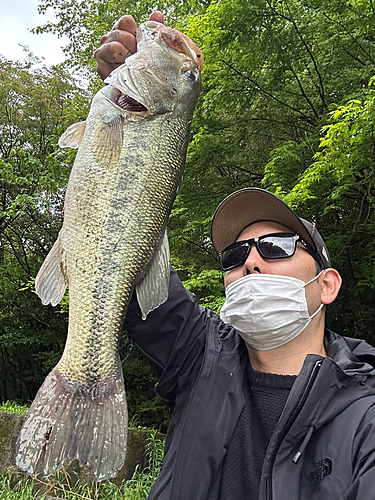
[266,1,326,110]
[221,60,316,125]
[343,49,367,67]
[181,237,213,255]
[323,12,375,66]
[288,65,319,119]
[11,302,54,329]
[25,207,58,240]
[2,232,30,275]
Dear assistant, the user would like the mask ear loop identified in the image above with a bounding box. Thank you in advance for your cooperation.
[304,270,325,320]
[304,269,325,287]
[309,302,324,320]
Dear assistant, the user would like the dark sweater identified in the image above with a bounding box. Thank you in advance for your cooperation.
[208,365,296,500]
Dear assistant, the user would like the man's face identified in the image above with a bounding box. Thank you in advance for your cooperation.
[223,221,323,316]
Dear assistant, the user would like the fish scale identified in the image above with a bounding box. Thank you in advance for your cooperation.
[16,20,202,482]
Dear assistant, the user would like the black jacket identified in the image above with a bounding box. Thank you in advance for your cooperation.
[125,269,375,500]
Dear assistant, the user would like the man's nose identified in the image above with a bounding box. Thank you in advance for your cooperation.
[244,244,262,274]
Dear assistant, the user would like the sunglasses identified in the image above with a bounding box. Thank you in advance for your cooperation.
[219,232,321,271]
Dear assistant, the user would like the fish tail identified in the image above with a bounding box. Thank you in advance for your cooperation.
[16,364,128,482]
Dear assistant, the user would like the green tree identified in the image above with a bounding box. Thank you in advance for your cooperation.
[0,53,90,402]
[265,88,375,341]
[186,0,375,190]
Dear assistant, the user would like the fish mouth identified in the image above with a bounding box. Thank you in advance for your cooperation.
[114,91,147,112]
[102,85,148,113]
[105,63,152,114]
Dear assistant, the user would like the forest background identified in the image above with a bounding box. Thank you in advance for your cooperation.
[1,0,375,431]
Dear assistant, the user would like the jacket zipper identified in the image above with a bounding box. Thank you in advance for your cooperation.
[265,359,323,500]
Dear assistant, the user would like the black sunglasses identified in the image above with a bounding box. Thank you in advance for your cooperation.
[219,232,321,271]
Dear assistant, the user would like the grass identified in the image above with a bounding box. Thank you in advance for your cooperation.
[0,402,29,415]
[0,430,164,500]
[0,476,34,500]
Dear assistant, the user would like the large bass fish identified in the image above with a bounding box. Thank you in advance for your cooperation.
[16,21,202,482]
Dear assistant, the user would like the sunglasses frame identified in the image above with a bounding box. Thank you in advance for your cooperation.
[219,232,322,271]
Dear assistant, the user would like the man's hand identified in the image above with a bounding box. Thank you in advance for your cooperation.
[94,12,164,80]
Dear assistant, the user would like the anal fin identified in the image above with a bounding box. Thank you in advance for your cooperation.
[35,235,67,307]
[136,230,170,320]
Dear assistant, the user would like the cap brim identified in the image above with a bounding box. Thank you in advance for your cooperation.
[211,188,315,254]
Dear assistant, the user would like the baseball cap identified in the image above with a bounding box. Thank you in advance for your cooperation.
[211,187,331,268]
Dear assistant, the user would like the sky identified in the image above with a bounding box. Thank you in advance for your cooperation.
[1,0,69,66]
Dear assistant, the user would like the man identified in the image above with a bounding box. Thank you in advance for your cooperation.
[95,16,375,500]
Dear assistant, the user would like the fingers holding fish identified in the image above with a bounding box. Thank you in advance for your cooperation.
[111,14,138,34]
[94,41,130,80]
[95,37,135,80]
[94,12,164,80]
[148,11,164,23]
[95,16,137,80]
[110,12,163,30]
[100,31,137,53]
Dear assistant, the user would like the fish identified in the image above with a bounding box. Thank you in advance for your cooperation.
[15,20,202,482]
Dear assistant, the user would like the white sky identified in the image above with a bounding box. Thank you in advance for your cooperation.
[0,0,68,66]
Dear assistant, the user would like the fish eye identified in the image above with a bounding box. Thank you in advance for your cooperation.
[182,69,197,82]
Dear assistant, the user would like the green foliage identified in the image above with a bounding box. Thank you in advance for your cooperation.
[0,475,34,500]
[182,269,225,314]
[125,429,165,499]
[262,85,375,340]
[0,401,29,414]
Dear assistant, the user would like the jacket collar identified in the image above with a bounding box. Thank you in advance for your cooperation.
[324,329,375,375]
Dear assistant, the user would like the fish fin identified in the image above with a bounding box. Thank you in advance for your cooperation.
[16,363,128,482]
[35,235,67,307]
[136,230,170,320]
[93,115,123,167]
[58,121,86,149]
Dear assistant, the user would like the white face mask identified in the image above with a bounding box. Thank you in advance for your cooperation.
[220,272,324,351]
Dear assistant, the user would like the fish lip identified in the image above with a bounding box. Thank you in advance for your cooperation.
[138,21,203,71]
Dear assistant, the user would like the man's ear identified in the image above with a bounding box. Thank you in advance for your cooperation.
[320,268,342,305]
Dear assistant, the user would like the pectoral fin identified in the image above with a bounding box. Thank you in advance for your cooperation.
[93,115,123,167]
[58,121,86,149]
[35,234,68,307]
[136,230,170,319]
